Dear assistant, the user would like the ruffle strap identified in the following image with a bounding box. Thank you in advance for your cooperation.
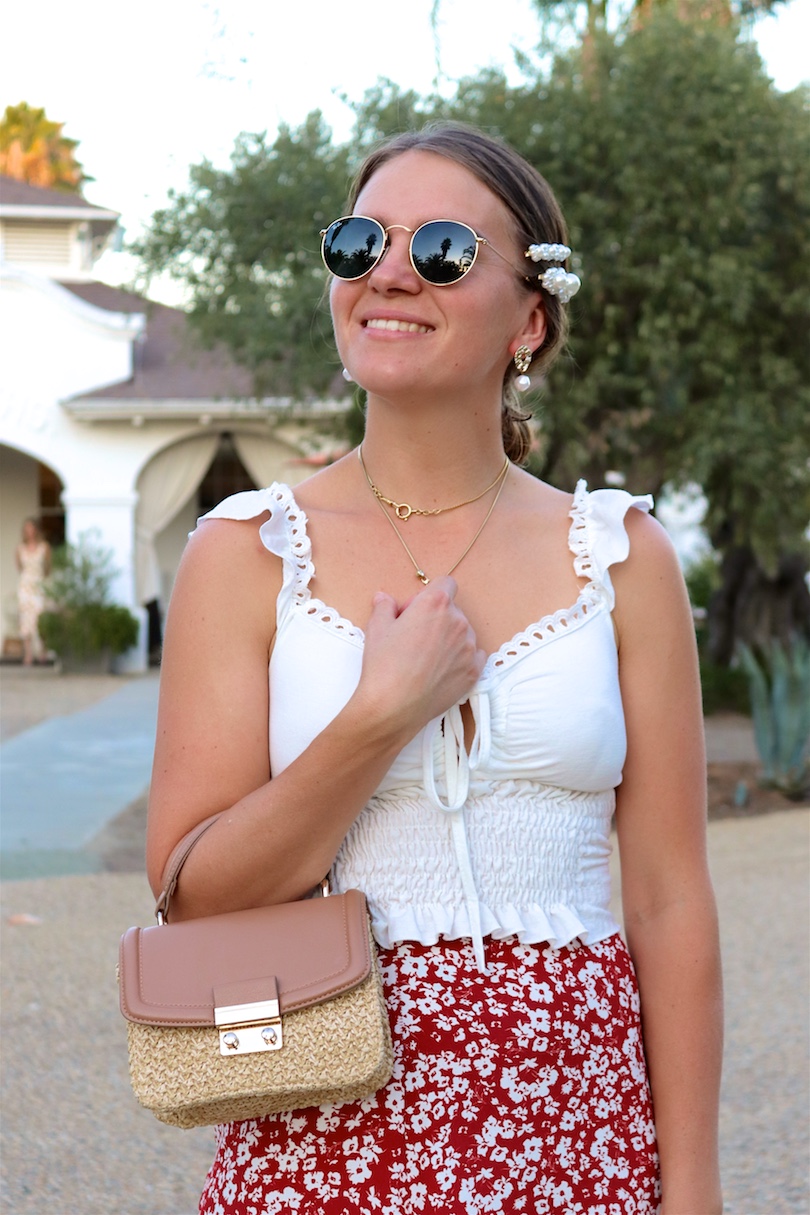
[568,480,653,609]
[197,482,314,615]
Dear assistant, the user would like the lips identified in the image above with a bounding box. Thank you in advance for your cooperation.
[364,318,433,334]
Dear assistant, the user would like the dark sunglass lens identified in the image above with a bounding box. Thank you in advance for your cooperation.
[322,218,384,279]
[411,222,477,284]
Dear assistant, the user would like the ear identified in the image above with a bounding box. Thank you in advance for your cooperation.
[511,296,547,358]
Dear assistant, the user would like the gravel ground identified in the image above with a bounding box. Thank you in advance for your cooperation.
[1,669,808,1214]
[2,812,806,1215]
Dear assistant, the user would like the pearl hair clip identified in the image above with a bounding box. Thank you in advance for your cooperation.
[525,243,582,303]
[526,243,571,263]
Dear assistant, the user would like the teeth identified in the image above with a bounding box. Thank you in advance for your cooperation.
[366,319,431,334]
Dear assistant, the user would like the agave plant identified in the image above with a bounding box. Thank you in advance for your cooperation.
[737,637,810,801]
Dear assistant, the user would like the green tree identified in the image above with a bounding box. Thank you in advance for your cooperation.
[352,17,810,658]
[133,112,351,399]
[135,13,809,656]
[0,102,89,191]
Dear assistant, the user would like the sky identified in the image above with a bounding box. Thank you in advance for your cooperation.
[2,0,808,289]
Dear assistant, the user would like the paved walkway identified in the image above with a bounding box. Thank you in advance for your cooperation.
[0,672,159,878]
[0,670,807,1214]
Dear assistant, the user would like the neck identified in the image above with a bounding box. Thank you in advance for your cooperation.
[360,394,507,505]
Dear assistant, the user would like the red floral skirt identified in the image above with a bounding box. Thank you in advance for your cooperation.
[199,934,660,1214]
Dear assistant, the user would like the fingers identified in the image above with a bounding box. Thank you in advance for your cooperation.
[363,577,483,720]
[371,589,398,613]
[425,574,458,601]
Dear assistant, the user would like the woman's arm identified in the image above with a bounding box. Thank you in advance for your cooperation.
[146,516,484,918]
[612,511,723,1214]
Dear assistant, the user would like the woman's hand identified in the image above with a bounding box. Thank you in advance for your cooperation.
[356,575,486,741]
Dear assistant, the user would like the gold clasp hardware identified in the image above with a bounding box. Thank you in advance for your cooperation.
[215,997,283,1057]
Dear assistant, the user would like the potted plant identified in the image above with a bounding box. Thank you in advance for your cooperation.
[38,532,139,673]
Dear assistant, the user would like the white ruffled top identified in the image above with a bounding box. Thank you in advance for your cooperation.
[200,479,653,972]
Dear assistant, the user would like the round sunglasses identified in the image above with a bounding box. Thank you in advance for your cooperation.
[320,215,520,287]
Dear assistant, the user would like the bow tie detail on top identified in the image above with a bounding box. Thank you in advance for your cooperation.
[421,692,492,972]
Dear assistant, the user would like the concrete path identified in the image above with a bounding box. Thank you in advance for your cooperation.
[0,673,159,878]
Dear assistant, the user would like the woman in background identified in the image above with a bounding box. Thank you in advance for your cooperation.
[15,518,51,665]
[148,123,723,1213]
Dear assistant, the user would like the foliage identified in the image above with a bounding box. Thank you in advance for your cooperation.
[525,0,787,42]
[737,638,810,798]
[39,603,139,661]
[0,102,89,191]
[134,11,809,653]
[684,552,721,611]
[351,18,810,653]
[133,113,352,399]
[40,533,139,659]
[697,654,751,716]
[46,531,118,607]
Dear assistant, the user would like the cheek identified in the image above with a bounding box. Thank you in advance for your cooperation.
[328,279,351,350]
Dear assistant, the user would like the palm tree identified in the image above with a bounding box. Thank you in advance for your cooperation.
[0,102,90,192]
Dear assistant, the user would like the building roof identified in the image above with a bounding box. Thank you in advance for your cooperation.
[60,281,257,404]
[0,175,119,222]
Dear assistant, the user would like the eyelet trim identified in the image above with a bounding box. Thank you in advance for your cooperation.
[263,485,365,644]
[302,598,365,644]
[485,589,604,674]
[261,485,315,605]
[483,481,608,676]
[269,480,609,664]
[568,479,597,584]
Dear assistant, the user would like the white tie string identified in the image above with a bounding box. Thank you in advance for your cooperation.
[421,695,493,973]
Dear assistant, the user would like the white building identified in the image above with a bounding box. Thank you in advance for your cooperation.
[0,175,344,670]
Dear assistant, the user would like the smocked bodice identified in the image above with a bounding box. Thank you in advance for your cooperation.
[199,478,653,971]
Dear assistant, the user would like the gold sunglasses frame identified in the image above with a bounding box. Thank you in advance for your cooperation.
[319,215,525,286]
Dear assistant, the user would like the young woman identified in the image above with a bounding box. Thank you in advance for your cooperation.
[147,123,723,1214]
[15,517,51,665]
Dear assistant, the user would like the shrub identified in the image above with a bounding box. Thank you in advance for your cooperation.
[39,602,139,659]
[40,532,139,661]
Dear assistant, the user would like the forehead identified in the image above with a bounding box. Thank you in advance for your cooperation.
[355,149,515,240]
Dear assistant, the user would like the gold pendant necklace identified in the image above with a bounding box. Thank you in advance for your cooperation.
[357,446,509,521]
[359,447,510,585]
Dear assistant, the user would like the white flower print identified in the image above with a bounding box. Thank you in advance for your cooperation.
[199,935,660,1215]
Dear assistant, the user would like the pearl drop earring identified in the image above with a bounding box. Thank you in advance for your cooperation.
[342,368,354,383]
[514,345,532,393]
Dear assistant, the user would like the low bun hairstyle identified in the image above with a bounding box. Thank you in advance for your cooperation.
[346,122,572,465]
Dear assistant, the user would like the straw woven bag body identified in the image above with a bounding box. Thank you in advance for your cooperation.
[119,815,393,1129]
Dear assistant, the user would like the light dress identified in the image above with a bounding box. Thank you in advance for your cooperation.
[197,480,662,1215]
[16,542,49,643]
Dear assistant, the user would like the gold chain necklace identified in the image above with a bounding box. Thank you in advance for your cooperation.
[357,446,509,521]
[359,447,510,585]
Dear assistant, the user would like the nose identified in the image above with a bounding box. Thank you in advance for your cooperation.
[367,225,421,293]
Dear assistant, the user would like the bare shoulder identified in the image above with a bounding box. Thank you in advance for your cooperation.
[621,503,679,561]
[611,507,691,643]
[169,513,282,644]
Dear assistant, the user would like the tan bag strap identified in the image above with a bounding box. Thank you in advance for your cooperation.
[155,812,222,923]
[154,814,332,924]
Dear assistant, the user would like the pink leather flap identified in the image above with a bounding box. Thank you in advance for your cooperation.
[213,975,279,1011]
[120,889,371,1027]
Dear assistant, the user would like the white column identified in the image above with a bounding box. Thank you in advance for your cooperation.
[61,490,148,672]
